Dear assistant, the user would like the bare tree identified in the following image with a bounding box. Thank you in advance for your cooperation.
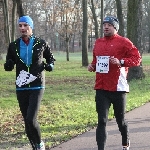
[0,0,6,57]
[2,0,10,44]
[115,0,124,36]
[11,0,17,41]
[82,0,89,66]
[16,0,24,17]
[143,0,150,53]
[90,0,99,39]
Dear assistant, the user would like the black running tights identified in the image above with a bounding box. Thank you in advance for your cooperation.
[16,89,44,149]
[95,90,129,150]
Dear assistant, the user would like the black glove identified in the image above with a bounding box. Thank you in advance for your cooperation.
[44,63,53,72]
[4,59,14,71]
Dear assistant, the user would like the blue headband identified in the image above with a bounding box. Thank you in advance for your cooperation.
[18,16,33,29]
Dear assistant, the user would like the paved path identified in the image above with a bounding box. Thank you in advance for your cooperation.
[1,102,150,150]
[50,102,150,150]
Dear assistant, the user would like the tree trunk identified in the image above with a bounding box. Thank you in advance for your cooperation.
[82,0,89,66]
[147,2,150,53]
[90,0,99,39]
[65,10,70,61]
[66,37,69,61]
[2,0,10,44]
[127,0,145,81]
[16,0,24,17]
[100,0,104,37]
[11,0,17,42]
[115,0,124,36]
[148,33,150,53]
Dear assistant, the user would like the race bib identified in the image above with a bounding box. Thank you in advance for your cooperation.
[16,70,37,87]
[96,56,109,73]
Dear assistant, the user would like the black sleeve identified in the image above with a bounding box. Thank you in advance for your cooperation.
[4,43,15,71]
[42,40,56,65]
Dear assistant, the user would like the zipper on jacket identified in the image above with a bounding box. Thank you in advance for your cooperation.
[28,67,30,87]
[27,46,29,65]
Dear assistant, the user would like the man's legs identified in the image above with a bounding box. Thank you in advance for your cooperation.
[95,90,111,150]
[112,92,129,147]
[27,89,44,145]
[17,90,37,149]
[16,89,44,149]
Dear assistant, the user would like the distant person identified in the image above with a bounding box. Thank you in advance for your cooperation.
[87,16,141,150]
[4,15,55,150]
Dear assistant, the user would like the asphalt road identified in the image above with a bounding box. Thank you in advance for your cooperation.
[1,102,150,150]
[50,102,150,150]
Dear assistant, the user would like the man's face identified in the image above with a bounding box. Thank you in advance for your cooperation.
[19,22,32,37]
[103,23,117,36]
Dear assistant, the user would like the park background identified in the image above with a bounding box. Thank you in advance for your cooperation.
[0,0,150,149]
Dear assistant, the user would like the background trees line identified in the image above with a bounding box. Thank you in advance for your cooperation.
[0,0,148,80]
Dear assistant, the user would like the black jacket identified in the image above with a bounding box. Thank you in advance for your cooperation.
[4,35,55,89]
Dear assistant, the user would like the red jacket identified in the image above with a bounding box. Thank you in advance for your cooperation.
[91,34,141,92]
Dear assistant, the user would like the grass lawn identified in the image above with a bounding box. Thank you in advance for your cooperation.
[0,52,150,149]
